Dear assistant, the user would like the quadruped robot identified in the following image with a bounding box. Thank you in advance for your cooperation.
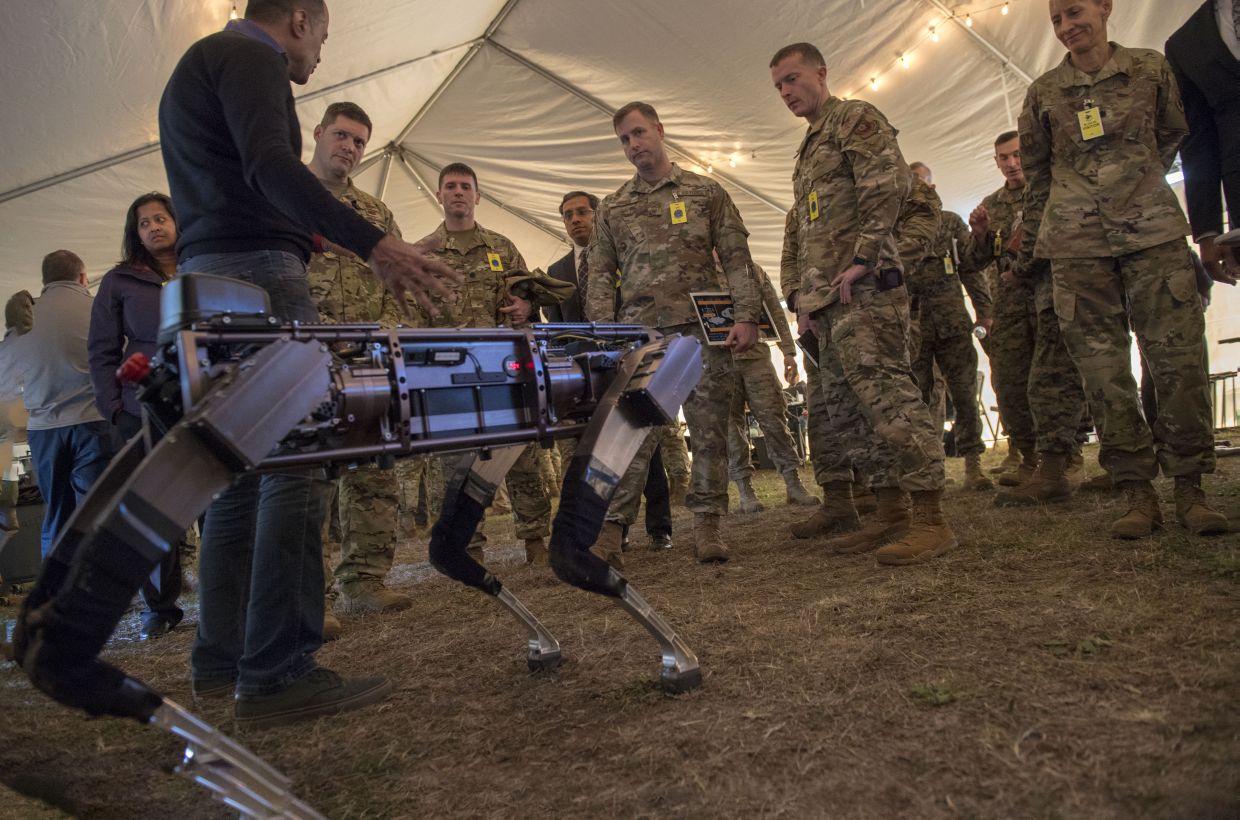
[12,273,705,818]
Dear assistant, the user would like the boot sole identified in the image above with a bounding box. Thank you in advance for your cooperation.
[192,678,238,700]
[830,527,909,555]
[876,536,959,566]
[789,519,860,540]
[236,678,393,729]
[1178,517,1230,536]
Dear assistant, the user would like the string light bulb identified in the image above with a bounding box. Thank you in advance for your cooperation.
[900,54,911,69]
[965,13,974,27]
[229,3,239,20]
[869,77,879,91]
[1001,2,1010,14]
[706,164,714,174]
[930,26,940,42]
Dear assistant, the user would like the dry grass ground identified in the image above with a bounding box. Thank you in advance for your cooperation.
[2,438,1238,819]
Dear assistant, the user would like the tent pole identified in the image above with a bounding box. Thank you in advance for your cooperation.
[375,152,395,201]
[485,40,788,216]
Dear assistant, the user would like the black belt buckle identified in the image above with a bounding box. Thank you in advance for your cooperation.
[876,268,903,292]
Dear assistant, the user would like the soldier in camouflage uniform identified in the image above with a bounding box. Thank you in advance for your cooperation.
[586,101,763,565]
[726,267,818,512]
[907,163,995,491]
[416,162,565,564]
[965,133,1039,487]
[771,43,955,566]
[1019,1,1224,538]
[305,103,411,620]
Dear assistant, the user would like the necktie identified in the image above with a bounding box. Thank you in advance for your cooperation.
[576,251,589,316]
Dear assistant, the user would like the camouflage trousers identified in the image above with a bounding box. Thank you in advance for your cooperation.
[803,348,838,487]
[395,455,443,535]
[1052,240,1214,482]
[985,276,1037,451]
[726,352,802,480]
[811,282,945,492]
[323,463,401,588]
[657,422,691,480]
[607,324,736,522]
[441,442,552,542]
[910,285,985,456]
[1029,274,1086,455]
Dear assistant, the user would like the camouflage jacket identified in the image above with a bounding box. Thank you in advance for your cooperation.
[966,183,1036,303]
[909,210,993,319]
[735,267,796,361]
[585,163,761,329]
[785,97,911,314]
[1019,44,1190,259]
[896,176,942,270]
[414,222,528,328]
[306,177,405,326]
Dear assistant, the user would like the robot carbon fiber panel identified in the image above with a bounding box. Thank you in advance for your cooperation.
[13,273,705,818]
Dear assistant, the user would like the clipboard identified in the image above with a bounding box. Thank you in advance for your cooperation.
[690,292,779,347]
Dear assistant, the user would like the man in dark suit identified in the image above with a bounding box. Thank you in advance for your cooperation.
[544,191,599,322]
[1167,0,1240,284]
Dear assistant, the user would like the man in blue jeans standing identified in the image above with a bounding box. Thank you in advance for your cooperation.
[0,251,113,561]
[159,0,457,728]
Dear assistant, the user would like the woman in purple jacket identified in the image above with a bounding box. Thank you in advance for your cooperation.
[88,192,184,639]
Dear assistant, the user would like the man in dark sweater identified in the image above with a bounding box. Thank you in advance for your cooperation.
[158,0,457,728]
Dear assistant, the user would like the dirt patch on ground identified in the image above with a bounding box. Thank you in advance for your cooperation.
[2,440,1238,819]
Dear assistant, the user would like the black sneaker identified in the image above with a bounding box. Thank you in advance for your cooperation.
[234,668,392,729]
[192,675,237,700]
[140,609,184,640]
[649,533,673,551]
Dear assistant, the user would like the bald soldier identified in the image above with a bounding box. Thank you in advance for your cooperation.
[586,100,762,564]
[771,42,955,565]
[907,161,995,492]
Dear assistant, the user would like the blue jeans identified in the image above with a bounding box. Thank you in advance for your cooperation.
[180,251,329,695]
[27,421,113,557]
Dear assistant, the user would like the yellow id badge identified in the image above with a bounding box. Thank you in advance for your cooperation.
[993,231,1003,258]
[808,191,820,222]
[943,256,956,276]
[486,252,504,272]
[669,201,687,225]
[1077,106,1104,140]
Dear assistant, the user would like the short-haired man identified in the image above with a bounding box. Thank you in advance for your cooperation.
[906,162,995,492]
[586,101,762,563]
[966,132,1038,484]
[159,0,458,727]
[545,191,601,323]
[0,252,113,559]
[305,101,412,626]
[416,163,562,565]
[967,132,1088,507]
[771,42,955,565]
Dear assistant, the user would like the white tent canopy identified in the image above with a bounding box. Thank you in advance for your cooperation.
[3,0,1236,379]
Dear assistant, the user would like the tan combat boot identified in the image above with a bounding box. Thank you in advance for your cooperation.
[997,447,1038,487]
[1110,480,1163,539]
[852,481,878,515]
[876,489,958,565]
[524,537,548,565]
[323,611,343,642]
[338,577,413,616]
[783,470,820,506]
[790,481,860,539]
[669,476,689,508]
[1173,475,1229,535]
[589,521,625,570]
[1078,471,1114,493]
[693,513,730,563]
[993,452,1073,507]
[735,477,765,514]
[991,439,1021,474]
[963,452,994,491]
[825,487,910,554]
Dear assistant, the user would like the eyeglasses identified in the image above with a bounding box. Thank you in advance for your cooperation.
[561,207,594,220]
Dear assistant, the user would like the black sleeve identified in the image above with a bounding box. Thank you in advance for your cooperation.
[1168,45,1224,238]
[215,45,386,258]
